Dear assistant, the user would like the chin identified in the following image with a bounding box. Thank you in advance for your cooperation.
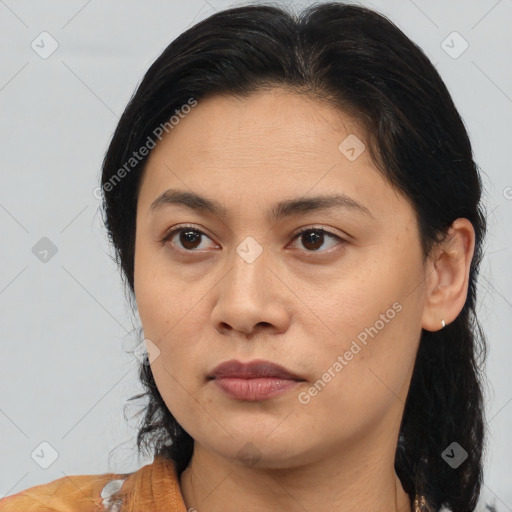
[194,430,319,470]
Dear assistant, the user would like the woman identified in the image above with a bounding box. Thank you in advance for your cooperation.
[1,2,491,511]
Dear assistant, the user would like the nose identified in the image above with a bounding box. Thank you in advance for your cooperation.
[210,246,291,338]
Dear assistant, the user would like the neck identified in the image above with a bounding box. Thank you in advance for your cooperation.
[179,431,412,512]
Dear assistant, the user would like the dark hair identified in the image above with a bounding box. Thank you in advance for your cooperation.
[100,3,489,511]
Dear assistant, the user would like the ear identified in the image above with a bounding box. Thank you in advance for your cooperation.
[421,218,476,332]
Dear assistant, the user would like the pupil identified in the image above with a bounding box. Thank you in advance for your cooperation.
[181,230,201,249]
[303,230,323,250]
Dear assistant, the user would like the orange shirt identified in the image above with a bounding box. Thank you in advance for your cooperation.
[0,456,187,511]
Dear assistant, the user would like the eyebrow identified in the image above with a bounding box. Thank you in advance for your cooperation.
[149,188,373,221]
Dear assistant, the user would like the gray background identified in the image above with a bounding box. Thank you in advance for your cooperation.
[0,0,511,508]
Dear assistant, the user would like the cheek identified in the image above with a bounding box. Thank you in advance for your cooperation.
[133,249,207,379]
[149,355,216,443]
[305,252,424,407]
[298,311,419,441]
[134,243,193,340]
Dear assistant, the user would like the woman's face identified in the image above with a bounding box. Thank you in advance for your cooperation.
[133,88,429,468]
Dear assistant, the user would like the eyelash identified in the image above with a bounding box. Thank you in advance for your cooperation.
[160,224,346,254]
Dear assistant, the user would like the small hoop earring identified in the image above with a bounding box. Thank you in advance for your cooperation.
[441,319,446,328]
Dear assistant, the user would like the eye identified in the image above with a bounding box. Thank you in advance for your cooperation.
[289,227,345,252]
[161,225,346,254]
[161,225,218,252]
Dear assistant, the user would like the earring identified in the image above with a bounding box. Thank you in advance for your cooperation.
[441,319,446,328]
[414,494,430,511]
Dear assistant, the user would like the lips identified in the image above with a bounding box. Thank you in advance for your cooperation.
[209,359,302,380]
[208,359,304,401]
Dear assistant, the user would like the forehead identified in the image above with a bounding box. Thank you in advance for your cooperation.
[141,88,371,184]
[155,88,366,159]
[137,88,411,224]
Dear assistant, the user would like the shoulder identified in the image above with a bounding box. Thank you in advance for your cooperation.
[0,456,184,512]
[0,470,128,512]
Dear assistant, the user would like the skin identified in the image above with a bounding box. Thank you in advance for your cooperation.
[133,88,475,512]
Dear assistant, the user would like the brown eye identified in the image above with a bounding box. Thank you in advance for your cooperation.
[291,228,344,252]
[301,230,324,251]
[162,226,217,252]
[178,229,203,250]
